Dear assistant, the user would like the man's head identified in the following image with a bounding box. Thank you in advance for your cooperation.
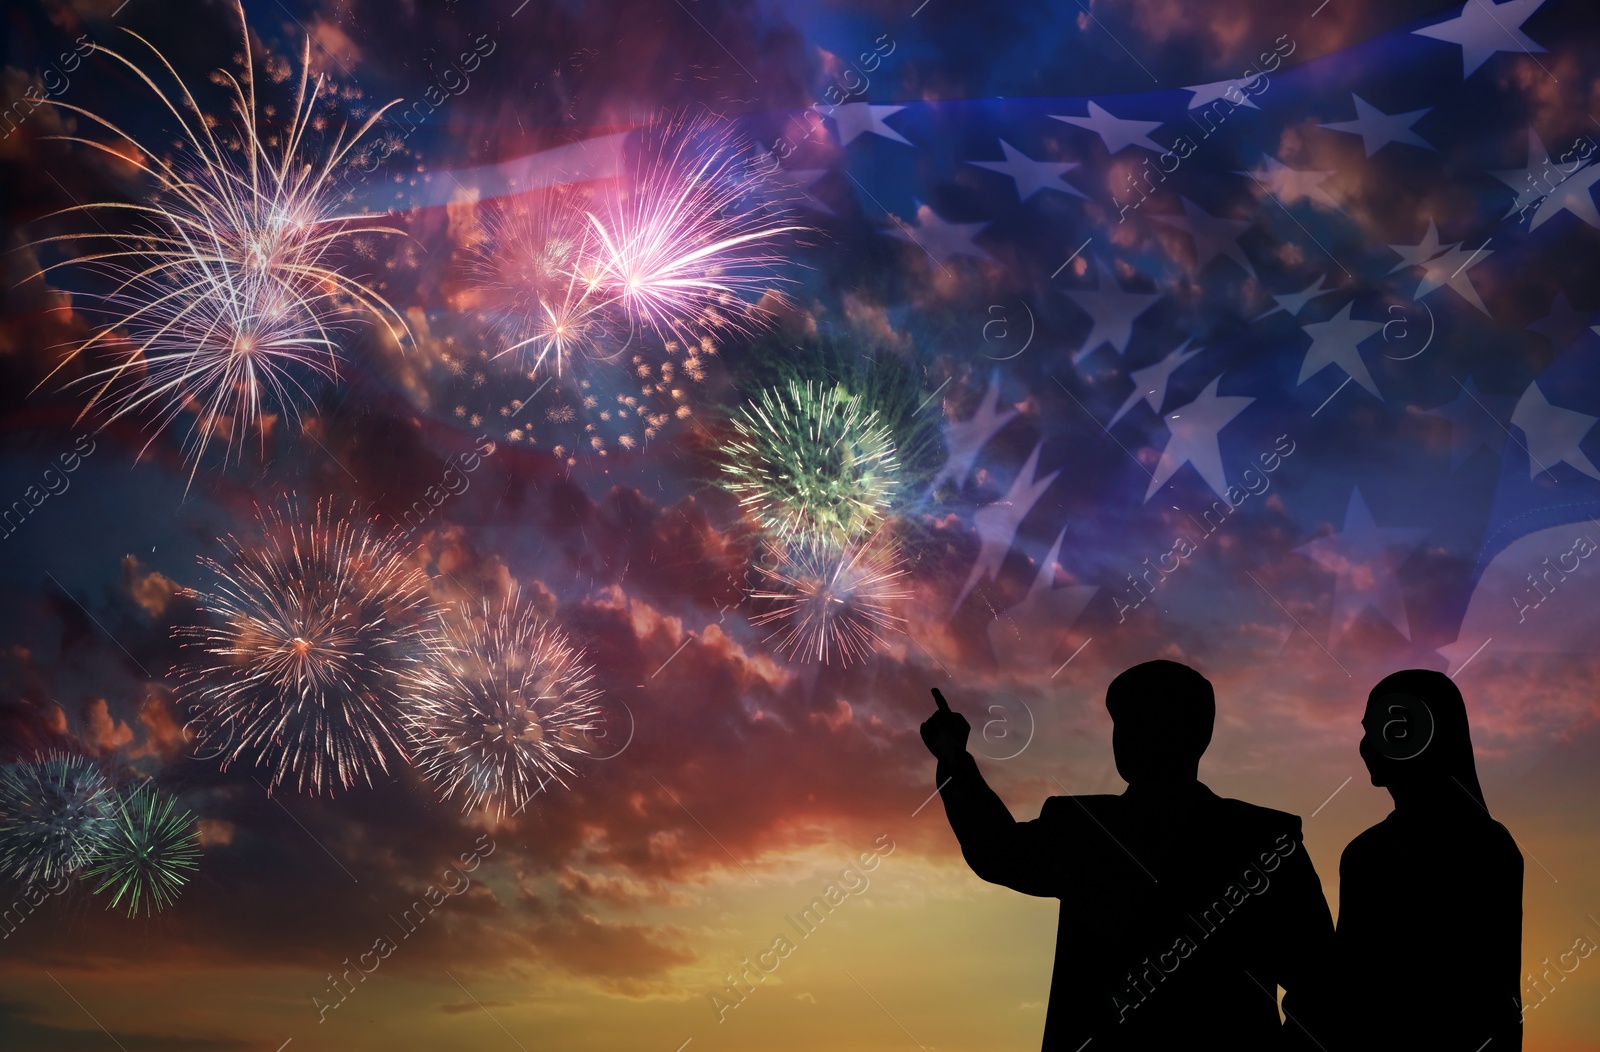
[1106,660,1215,786]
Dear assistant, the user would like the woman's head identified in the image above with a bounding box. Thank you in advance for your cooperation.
[1359,669,1487,810]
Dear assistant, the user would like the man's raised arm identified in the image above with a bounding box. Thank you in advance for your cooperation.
[921,689,1059,897]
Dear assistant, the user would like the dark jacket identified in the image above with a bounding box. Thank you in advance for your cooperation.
[936,750,1336,1050]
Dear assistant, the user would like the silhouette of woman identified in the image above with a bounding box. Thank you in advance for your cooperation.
[1334,669,1522,1051]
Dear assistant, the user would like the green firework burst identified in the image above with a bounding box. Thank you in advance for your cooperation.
[720,379,900,544]
[0,753,115,883]
[86,784,201,917]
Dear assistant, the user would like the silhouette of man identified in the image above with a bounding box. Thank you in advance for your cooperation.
[920,660,1335,1050]
[1332,670,1522,1051]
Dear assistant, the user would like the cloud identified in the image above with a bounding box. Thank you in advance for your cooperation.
[522,903,696,991]
[82,697,133,753]
[0,998,251,1052]
[437,998,511,1014]
[121,556,180,619]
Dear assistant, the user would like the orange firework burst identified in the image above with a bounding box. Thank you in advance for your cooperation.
[174,499,438,795]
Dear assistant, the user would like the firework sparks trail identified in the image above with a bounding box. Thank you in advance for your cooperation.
[721,378,901,545]
[747,529,911,665]
[85,782,200,917]
[405,587,603,819]
[28,0,410,482]
[175,499,438,796]
[0,753,115,884]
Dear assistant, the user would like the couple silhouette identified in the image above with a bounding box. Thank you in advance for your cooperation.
[920,661,1522,1051]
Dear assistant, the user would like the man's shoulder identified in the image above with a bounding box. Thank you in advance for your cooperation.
[1040,792,1304,828]
[1038,793,1120,820]
[1211,794,1305,835]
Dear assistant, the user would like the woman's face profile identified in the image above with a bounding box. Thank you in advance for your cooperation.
[1359,706,1389,786]
[1359,691,1437,789]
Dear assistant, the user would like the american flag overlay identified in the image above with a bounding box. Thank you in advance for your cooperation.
[1,0,1597,1049]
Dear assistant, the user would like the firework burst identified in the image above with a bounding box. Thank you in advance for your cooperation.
[583,115,806,347]
[0,753,115,884]
[175,500,438,795]
[721,379,901,545]
[465,189,616,376]
[85,783,200,917]
[30,0,410,481]
[405,588,602,819]
[747,530,911,665]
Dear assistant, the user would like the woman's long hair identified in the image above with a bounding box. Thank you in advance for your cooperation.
[1364,668,1489,812]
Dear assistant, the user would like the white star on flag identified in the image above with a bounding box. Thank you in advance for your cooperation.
[987,526,1099,668]
[1318,94,1434,157]
[970,140,1084,201]
[1050,101,1164,155]
[953,442,1060,614]
[1413,0,1549,79]
[1510,379,1600,481]
[1298,302,1385,399]
[1237,156,1340,209]
[828,103,913,146]
[1528,292,1594,352]
[1422,377,1512,469]
[1154,197,1257,278]
[1388,220,1453,272]
[1109,340,1203,427]
[1254,274,1337,321]
[762,164,836,215]
[930,370,1018,493]
[1064,258,1161,360]
[886,204,993,264]
[1490,127,1554,220]
[1183,79,1261,111]
[1414,240,1493,314]
[1294,488,1427,645]
[1528,161,1600,231]
[1144,376,1254,502]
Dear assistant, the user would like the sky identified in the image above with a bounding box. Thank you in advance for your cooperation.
[2,0,1600,1049]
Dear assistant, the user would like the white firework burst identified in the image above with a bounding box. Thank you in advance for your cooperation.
[405,588,603,819]
[747,529,911,665]
[0,753,115,883]
[29,0,410,481]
